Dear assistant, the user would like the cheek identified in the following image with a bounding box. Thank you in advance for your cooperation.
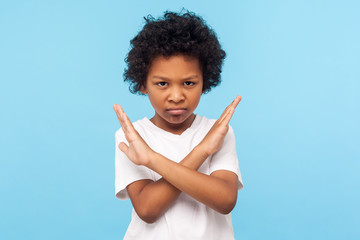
[148,93,163,107]
[189,92,202,107]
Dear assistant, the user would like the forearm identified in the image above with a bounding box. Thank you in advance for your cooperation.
[128,145,209,222]
[146,148,238,214]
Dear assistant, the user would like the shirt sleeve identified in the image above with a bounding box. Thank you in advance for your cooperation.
[114,128,154,200]
[209,125,243,190]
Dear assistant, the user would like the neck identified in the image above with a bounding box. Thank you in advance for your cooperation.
[150,114,196,135]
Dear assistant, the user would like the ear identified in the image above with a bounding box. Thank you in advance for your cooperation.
[140,85,147,94]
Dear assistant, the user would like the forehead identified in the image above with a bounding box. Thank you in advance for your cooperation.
[147,55,202,78]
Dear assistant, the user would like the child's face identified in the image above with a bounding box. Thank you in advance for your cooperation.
[141,54,203,134]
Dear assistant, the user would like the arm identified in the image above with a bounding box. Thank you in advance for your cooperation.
[114,96,241,223]
[125,144,209,224]
[145,146,239,214]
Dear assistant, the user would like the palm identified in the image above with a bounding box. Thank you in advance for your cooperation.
[125,135,152,165]
[113,104,153,165]
[201,96,241,156]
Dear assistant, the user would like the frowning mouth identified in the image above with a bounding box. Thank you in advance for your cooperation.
[166,108,187,115]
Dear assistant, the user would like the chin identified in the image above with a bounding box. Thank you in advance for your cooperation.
[165,114,193,125]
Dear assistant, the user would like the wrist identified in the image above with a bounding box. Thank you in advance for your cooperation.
[195,143,211,161]
[144,150,162,169]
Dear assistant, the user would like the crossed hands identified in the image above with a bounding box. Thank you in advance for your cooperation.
[113,95,241,166]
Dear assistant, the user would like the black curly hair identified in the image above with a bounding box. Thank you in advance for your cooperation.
[123,10,226,94]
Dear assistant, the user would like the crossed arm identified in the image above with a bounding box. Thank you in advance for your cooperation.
[113,96,241,223]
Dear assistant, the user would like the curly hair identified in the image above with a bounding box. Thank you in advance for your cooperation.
[123,10,226,94]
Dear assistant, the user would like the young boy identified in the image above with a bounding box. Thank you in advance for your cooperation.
[114,11,243,240]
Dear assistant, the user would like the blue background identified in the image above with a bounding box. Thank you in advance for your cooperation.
[1,0,359,239]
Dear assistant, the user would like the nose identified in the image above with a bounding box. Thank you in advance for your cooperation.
[168,86,185,103]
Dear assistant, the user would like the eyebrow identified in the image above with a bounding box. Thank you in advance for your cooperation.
[151,75,199,81]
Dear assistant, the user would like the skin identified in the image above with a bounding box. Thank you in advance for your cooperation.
[141,55,203,135]
[113,54,242,223]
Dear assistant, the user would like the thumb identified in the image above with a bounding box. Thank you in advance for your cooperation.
[118,142,129,154]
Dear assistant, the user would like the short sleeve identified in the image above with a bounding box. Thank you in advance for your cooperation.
[209,126,243,190]
[114,128,154,200]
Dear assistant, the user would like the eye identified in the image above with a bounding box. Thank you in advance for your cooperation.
[156,82,168,87]
[184,81,195,86]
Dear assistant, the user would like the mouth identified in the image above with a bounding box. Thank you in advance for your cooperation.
[166,108,187,115]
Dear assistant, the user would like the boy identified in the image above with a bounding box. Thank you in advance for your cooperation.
[114,11,243,240]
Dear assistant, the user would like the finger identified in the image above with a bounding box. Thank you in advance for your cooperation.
[222,106,235,124]
[218,99,235,122]
[113,104,133,136]
[218,96,239,122]
[123,114,135,136]
[231,95,241,109]
[118,105,136,133]
[119,142,129,155]
[113,104,125,125]
[219,95,241,123]
[218,107,231,123]
[115,105,138,139]
[222,96,241,124]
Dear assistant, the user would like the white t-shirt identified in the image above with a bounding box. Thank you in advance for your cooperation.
[115,115,243,240]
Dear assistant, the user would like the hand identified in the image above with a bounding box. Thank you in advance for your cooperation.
[199,95,241,156]
[113,104,155,166]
